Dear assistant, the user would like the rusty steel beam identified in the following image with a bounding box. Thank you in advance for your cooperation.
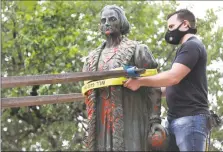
[1,68,146,88]
[1,70,129,88]
[1,93,85,108]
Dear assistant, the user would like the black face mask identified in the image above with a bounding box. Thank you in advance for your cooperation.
[165,22,197,45]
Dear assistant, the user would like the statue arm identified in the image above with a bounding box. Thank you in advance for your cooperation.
[133,44,158,69]
[82,54,90,72]
[134,44,161,124]
[134,44,167,150]
[82,60,88,72]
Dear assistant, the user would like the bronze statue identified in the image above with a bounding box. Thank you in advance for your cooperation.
[82,5,163,151]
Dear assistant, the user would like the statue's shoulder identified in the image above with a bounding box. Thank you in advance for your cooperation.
[137,43,148,48]
[137,43,151,52]
[85,42,106,60]
[83,43,105,70]
[122,38,138,46]
[123,38,150,52]
[123,38,148,48]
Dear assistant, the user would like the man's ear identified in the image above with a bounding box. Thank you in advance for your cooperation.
[184,20,190,28]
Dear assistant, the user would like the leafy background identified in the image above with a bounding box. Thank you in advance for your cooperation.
[1,1,223,151]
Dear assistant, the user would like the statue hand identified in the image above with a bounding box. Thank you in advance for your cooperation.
[150,123,165,135]
[148,123,168,150]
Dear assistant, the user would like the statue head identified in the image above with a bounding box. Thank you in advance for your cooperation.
[100,5,130,36]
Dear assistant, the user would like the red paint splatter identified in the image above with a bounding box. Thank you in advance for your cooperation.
[144,63,148,67]
[110,87,115,91]
[154,105,159,111]
[85,88,123,134]
[113,47,118,53]
[90,58,94,65]
[104,56,112,63]
[85,90,94,120]
[99,64,103,71]
[105,31,111,35]
[100,93,122,133]
[101,97,115,125]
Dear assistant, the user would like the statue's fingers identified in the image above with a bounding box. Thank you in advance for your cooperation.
[151,124,156,133]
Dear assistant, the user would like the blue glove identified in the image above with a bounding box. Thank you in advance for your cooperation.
[123,65,140,77]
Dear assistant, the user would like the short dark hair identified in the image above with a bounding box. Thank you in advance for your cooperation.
[101,5,130,35]
[167,9,196,28]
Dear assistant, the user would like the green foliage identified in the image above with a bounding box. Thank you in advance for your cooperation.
[1,1,223,151]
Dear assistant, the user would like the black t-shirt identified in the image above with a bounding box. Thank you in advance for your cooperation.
[166,36,210,118]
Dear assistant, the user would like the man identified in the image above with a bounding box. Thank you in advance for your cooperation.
[82,5,164,151]
[124,9,211,151]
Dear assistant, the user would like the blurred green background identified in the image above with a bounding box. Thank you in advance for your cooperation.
[1,1,222,151]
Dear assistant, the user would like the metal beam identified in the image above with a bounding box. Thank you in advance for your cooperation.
[1,93,85,108]
[1,70,129,88]
[1,68,146,88]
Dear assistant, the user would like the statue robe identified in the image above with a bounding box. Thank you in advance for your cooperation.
[83,37,161,151]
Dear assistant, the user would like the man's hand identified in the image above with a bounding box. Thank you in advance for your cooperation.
[123,78,141,91]
[124,63,191,88]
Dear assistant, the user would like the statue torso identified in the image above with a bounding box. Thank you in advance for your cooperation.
[84,37,137,72]
[83,37,161,151]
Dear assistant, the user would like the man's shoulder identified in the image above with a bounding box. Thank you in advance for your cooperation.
[183,36,204,49]
[178,37,206,56]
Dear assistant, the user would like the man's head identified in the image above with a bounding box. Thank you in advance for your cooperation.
[165,9,197,45]
[100,5,130,36]
[167,9,196,31]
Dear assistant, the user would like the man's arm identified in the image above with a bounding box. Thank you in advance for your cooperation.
[140,63,191,87]
[124,39,201,90]
[124,63,191,90]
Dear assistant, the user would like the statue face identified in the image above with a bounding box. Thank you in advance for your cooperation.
[100,9,121,36]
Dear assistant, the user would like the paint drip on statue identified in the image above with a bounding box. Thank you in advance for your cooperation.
[105,31,111,35]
